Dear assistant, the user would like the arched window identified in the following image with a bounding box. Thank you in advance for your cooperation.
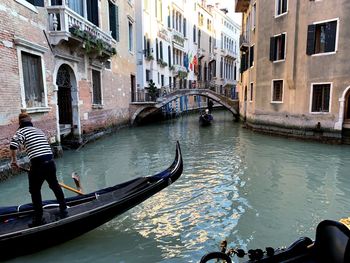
[168,45,171,66]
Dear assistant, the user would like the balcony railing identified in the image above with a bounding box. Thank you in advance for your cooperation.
[209,52,216,62]
[47,6,114,48]
[221,49,237,59]
[239,34,249,51]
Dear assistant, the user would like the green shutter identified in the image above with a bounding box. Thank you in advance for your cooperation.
[269,37,275,61]
[115,5,119,42]
[109,2,117,40]
[306,24,316,55]
[325,21,337,52]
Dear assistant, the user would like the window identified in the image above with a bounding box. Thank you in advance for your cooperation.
[220,58,223,78]
[270,33,286,61]
[275,0,287,16]
[156,38,159,60]
[128,21,133,52]
[250,45,254,67]
[252,3,256,29]
[272,80,283,102]
[159,41,163,60]
[307,20,337,55]
[167,6,171,27]
[109,1,119,41]
[161,75,164,86]
[193,26,196,43]
[311,83,331,112]
[92,70,102,105]
[21,52,46,108]
[198,30,201,48]
[146,69,150,81]
[250,82,254,101]
[183,18,187,37]
[168,45,171,66]
[156,0,162,21]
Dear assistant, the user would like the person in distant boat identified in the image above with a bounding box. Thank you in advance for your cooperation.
[207,100,213,113]
[10,111,67,227]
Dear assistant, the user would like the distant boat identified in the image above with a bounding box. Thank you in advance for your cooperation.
[200,219,350,263]
[199,109,213,126]
[0,142,183,261]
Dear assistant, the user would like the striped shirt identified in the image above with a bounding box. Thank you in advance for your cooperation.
[10,126,53,160]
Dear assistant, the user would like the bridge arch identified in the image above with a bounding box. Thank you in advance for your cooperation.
[130,89,239,125]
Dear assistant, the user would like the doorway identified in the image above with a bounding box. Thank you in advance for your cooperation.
[57,65,73,136]
[131,74,136,102]
[344,90,350,128]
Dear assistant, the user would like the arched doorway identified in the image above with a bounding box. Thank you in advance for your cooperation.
[344,90,350,128]
[56,65,73,136]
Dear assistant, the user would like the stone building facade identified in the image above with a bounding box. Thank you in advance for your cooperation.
[0,0,136,160]
[236,0,350,142]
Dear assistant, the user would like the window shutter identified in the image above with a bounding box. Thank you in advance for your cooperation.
[306,24,316,55]
[269,37,275,61]
[168,46,171,66]
[156,39,159,60]
[240,54,246,73]
[33,0,44,7]
[115,5,119,42]
[250,46,254,67]
[325,21,337,52]
[281,33,286,59]
[282,0,287,13]
[109,3,117,40]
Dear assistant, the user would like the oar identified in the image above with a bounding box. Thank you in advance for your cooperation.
[17,166,84,195]
[59,182,83,195]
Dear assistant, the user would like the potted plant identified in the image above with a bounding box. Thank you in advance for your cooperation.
[145,80,158,101]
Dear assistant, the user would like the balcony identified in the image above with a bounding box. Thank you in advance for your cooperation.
[209,52,216,62]
[172,64,188,78]
[240,35,249,52]
[221,49,237,60]
[172,31,185,49]
[47,5,116,58]
[223,79,236,87]
[235,0,250,12]
[197,48,206,59]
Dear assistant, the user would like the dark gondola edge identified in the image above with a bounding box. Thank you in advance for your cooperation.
[0,141,183,237]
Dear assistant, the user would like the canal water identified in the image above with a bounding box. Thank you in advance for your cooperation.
[1,110,350,262]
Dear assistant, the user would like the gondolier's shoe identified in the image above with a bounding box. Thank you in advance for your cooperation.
[28,217,46,228]
[59,208,68,218]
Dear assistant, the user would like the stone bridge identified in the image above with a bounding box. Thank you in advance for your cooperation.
[129,89,239,125]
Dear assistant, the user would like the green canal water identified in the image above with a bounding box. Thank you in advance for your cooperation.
[1,110,350,262]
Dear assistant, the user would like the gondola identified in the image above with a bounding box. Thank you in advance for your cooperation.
[199,110,213,126]
[0,141,183,261]
[200,219,350,263]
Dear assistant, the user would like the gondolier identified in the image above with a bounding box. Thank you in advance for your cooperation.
[9,111,67,227]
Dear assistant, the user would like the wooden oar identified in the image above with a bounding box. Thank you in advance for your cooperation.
[17,166,84,195]
[59,182,84,195]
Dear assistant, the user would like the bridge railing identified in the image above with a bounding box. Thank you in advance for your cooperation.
[132,81,238,103]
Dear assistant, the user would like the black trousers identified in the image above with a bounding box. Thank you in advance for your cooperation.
[28,160,67,217]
